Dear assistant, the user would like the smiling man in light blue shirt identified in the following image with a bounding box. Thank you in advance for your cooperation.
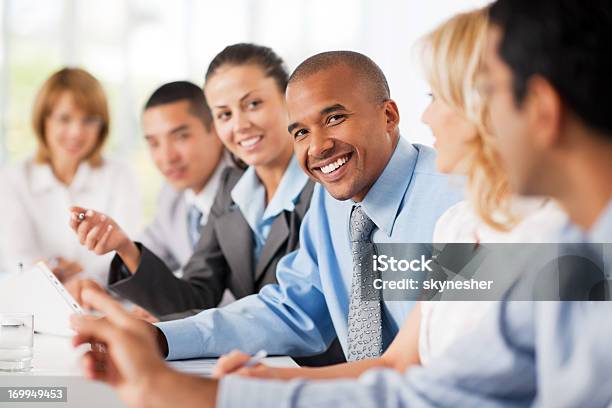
[154,52,463,360]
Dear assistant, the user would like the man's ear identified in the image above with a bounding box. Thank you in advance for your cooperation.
[383,99,400,134]
[524,75,563,149]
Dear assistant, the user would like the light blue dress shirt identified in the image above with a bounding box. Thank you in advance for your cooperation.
[230,155,308,264]
[218,201,612,408]
[156,138,463,360]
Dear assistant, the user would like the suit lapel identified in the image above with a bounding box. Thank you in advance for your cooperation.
[253,181,314,282]
[254,211,289,281]
[216,206,255,294]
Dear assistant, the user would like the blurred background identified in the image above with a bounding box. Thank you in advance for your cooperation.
[0,0,489,222]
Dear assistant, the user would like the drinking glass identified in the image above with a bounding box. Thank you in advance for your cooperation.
[0,313,34,372]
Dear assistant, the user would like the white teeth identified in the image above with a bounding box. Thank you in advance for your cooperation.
[239,136,262,148]
[320,155,349,175]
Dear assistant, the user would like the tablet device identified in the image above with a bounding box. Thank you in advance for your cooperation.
[0,261,83,336]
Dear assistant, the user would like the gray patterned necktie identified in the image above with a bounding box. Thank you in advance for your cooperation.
[347,205,383,361]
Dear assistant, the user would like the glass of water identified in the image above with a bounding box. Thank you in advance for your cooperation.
[0,313,34,372]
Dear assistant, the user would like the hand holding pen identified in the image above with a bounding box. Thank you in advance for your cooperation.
[69,207,130,255]
[212,349,272,378]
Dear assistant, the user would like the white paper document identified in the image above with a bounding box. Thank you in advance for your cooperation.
[0,262,82,336]
[167,359,218,377]
[167,356,298,377]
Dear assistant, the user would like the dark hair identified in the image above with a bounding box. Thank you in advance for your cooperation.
[288,50,390,103]
[205,43,289,92]
[144,81,213,131]
[489,0,612,135]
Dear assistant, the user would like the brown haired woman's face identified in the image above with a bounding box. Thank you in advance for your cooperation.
[205,64,291,168]
[421,92,477,174]
[44,91,102,165]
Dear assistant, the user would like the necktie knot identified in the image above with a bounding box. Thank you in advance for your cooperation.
[350,206,376,242]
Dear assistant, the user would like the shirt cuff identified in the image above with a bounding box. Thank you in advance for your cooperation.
[218,375,301,408]
[155,317,207,360]
[119,263,131,279]
[108,242,143,285]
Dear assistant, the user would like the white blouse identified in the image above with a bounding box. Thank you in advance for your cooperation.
[418,198,567,366]
[0,157,142,283]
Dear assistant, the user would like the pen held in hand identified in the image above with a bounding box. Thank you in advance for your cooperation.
[243,349,267,368]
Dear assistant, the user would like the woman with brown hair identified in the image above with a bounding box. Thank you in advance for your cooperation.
[0,67,141,284]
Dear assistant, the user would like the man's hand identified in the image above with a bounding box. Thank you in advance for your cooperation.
[71,290,217,408]
[64,279,106,309]
[69,207,141,272]
[213,350,292,380]
[130,305,160,324]
[69,207,127,255]
[71,290,173,407]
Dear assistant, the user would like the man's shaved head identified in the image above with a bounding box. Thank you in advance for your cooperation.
[286,51,400,202]
[288,51,391,103]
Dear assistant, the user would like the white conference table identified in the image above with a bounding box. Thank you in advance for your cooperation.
[0,333,297,407]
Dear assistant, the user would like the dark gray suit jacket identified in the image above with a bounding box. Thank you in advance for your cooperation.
[108,166,345,366]
[108,166,313,318]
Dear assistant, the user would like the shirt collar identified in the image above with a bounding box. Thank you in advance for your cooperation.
[184,157,229,220]
[231,155,308,224]
[30,159,94,194]
[358,137,418,237]
[263,155,308,220]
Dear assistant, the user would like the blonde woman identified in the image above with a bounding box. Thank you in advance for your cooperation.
[212,6,567,379]
[0,68,141,284]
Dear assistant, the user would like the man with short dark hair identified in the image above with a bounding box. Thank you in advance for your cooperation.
[138,81,226,272]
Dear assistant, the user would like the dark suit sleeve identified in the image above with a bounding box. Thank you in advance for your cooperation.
[107,174,233,318]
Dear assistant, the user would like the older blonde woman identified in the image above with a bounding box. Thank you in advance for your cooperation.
[0,68,141,284]
[212,6,567,379]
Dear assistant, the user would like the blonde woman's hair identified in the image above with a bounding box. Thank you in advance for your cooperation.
[420,7,516,231]
[32,67,109,167]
